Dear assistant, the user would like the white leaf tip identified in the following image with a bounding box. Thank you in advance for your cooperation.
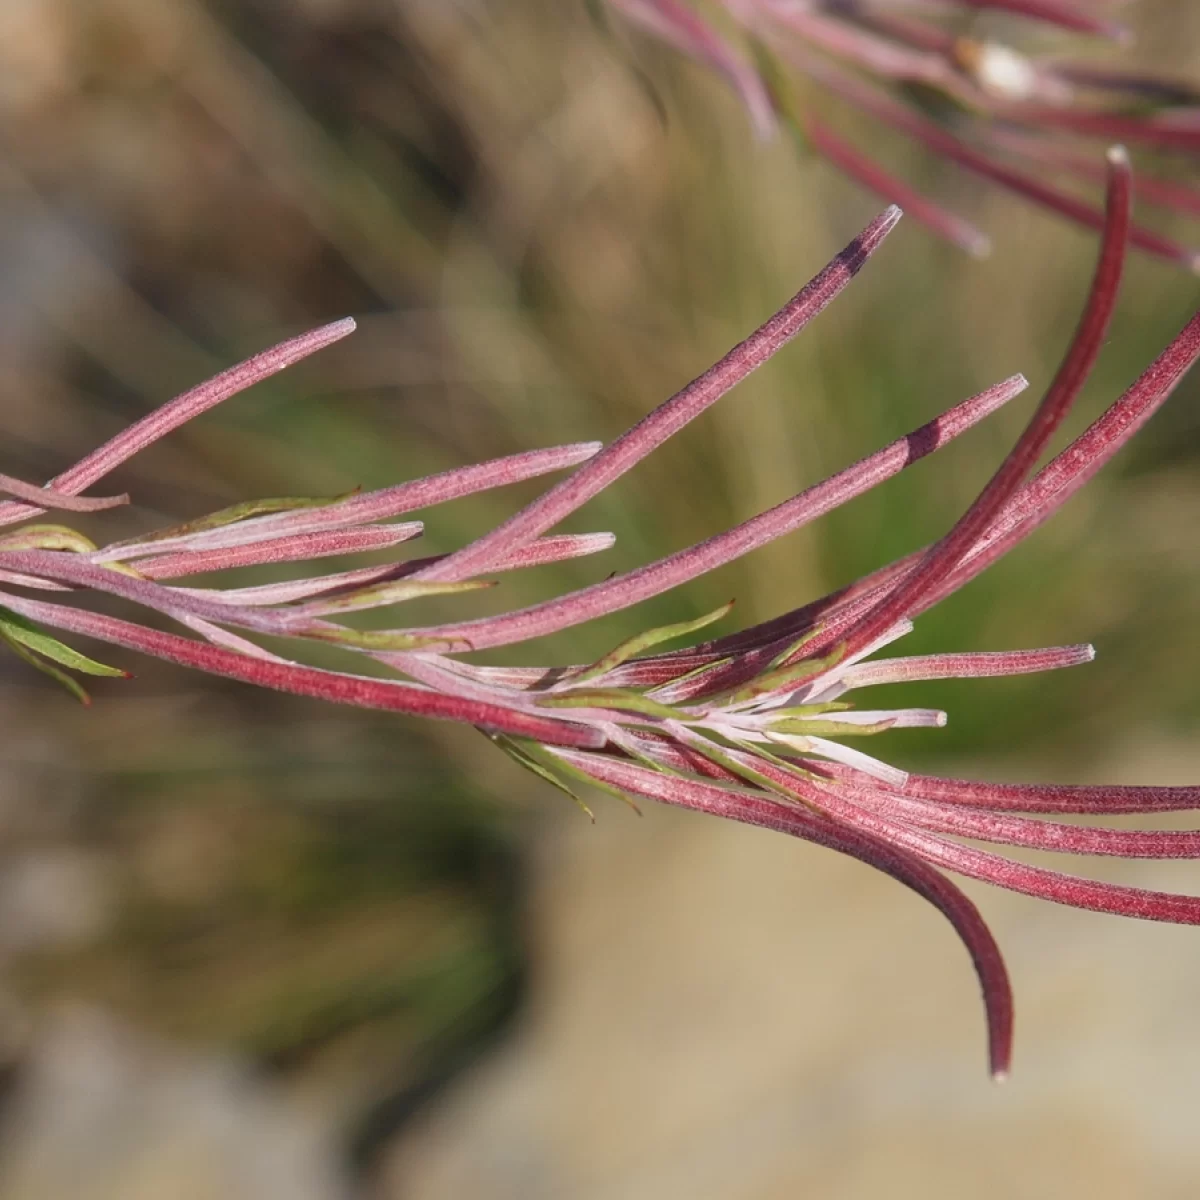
[966,233,993,260]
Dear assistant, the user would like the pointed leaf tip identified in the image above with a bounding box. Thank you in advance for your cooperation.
[489,733,596,821]
[318,317,356,342]
[0,606,129,678]
[854,205,903,261]
[967,233,993,260]
[561,600,735,686]
[1105,145,1130,170]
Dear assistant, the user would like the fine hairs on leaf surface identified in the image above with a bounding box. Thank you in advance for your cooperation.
[2,149,1200,1079]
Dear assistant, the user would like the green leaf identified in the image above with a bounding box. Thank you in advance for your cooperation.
[650,654,734,696]
[767,701,852,719]
[493,733,643,817]
[0,524,97,553]
[717,645,845,706]
[537,688,682,721]
[768,716,895,738]
[679,734,780,795]
[611,736,692,783]
[298,578,494,617]
[563,601,735,686]
[532,742,643,815]
[0,610,126,704]
[766,625,824,670]
[733,737,822,778]
[0,606,128,677]
[683,733,820,805]
[0,632,92,704]
[304,626,447,651]
[108,492,357,547]
[486,732,594,821]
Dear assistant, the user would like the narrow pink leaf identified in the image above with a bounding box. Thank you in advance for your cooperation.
[696,278,1198,677]
[836,645,1095,688]
[619,554,914,684]
[835,147,1131,660]
[100,443,603,563]
[900,771,1200,816]
[549,746,1014,1079]
[1044,62,1200,109]
[176,615,291,664]
[920,306,1200,611]
[132,523,424,580]
[0,571,72,592]
[380,651,548,714]
[0,550,324,639]
[785,48,1200,270]
[0,319,357,527]
[769,5,972,96]
[416,208,903,584]
[1004,106,1200,154]
[173,533,616,607]
[0,473,129,513]
[852,800,1200,923]
[394,374,1023,651]
[0,592,604,748]
[691,282,1199,665]
[817,780,1200,858]
[759,762,1200,924]
[838,7,956,55]
[987,129,1200,218]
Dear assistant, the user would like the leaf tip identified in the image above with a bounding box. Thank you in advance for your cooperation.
[966,232,993,261]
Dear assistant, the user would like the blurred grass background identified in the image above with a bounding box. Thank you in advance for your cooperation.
[1,0,1199,1196]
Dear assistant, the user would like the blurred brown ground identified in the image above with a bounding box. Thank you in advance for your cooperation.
[1,1,1200,1196]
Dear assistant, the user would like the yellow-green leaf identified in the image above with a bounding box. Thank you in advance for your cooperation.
[0,631,90,704]
[298,578,493,617]
[487,733,594,820]
[537,688,681,721]
[719,645,845,706]
[0,606,127,677]
[108,492,356,547]
[563,601,735,686]
[0,525,97,553]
